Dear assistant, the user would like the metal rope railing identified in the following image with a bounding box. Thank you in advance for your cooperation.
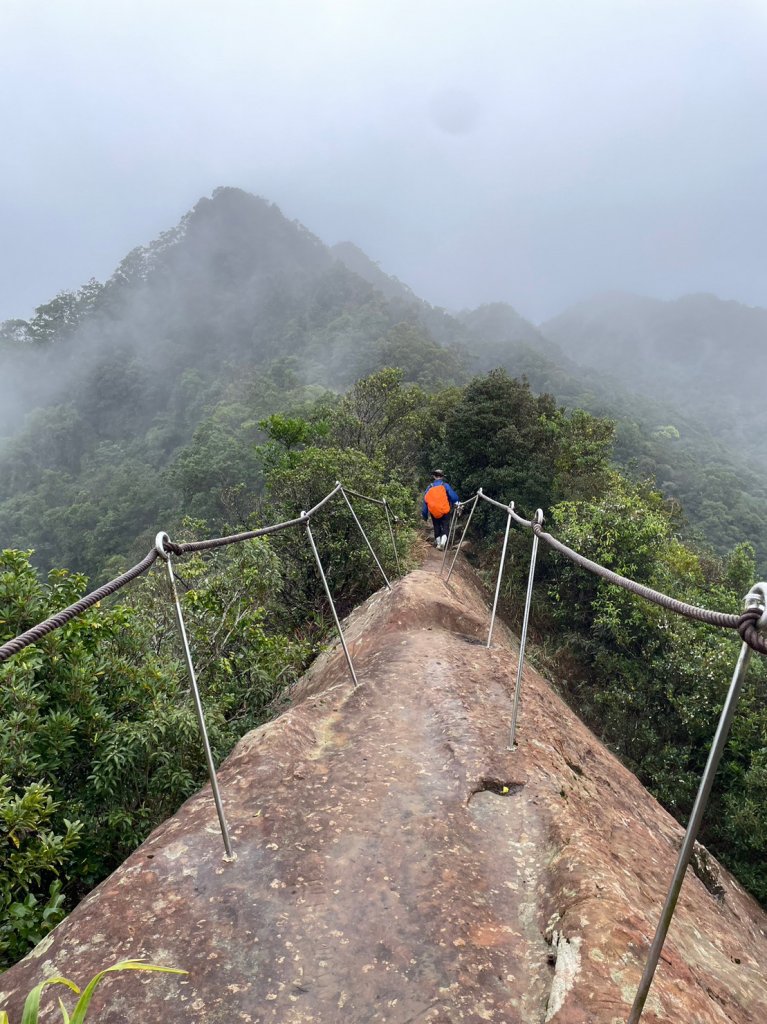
[531,521,740,629]
[0,548,161,664]
[0,482,399,666]
[439,485,767,1024]
[442,490,759,642]
[0,481,401,859]
[339,485,401,574]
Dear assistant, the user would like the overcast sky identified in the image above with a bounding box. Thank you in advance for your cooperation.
[1,0,766,324]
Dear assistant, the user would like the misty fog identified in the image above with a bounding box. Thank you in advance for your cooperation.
[2,3,767,577]
[2,1,766,327]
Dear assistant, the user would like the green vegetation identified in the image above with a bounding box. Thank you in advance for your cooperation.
[464,335,767,571]
[544,477,767,901]
[0,959,186,1024]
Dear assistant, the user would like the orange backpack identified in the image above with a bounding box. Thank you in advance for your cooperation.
[425,483,451,518]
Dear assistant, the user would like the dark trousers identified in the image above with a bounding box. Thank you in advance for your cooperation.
[432,514,450,541]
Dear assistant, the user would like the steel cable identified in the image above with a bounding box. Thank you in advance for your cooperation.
[0,483,346,665]
[0,548,160,665]
[465,489,765,652]
[167,515,308,555]
[737,607,767,656]
[478,492,511,513]
[530,522,740,629]
[341,486,386,507]
[169,484,343,555]
[4,479,765,667]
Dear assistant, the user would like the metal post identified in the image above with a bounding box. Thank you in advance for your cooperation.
[487,502,514,648]
[155,533,235,861]
[439,506,459,575]
[302,514,360,688]
[627,583,767,1023]
[383,499,401,577]
[339,485,391,590]
[446,491,480,584]
[508,510,543,749]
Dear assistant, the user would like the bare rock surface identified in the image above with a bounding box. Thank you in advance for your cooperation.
[2,545,767,1023]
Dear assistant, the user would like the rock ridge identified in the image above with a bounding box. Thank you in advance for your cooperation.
[1,548,766,1023]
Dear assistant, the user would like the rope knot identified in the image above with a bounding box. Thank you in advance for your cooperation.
[737,608,767,656]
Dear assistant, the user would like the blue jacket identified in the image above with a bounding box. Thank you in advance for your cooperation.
[421,479,459,520]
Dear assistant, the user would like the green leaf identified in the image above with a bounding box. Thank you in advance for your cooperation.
[69,961,186,1024]
[20,977,79,1024]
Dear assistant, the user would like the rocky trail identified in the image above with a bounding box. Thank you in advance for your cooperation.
[2,545,766,1023]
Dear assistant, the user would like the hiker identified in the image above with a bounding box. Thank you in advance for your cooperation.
[421,470,459,550]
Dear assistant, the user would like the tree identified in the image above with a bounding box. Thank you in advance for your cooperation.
[0,778,79,965]
[263,443,413,622]
[443,370,558,509]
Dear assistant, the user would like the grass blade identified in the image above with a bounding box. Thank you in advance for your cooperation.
[20,978,79,1024]
[69,961,186,1024]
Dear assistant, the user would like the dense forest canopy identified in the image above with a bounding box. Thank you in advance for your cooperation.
[1,188,766,969]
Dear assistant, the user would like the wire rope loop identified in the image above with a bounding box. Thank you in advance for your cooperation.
[737,609,767,655]
[155,532,172,561]
[746,582,767,630]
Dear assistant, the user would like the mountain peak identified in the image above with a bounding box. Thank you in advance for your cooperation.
[109,187,330,291]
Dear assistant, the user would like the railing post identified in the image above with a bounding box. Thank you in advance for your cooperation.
[383,499,401,577]
[627,583,767,1023]
[508,509,543,749]
[338,484,391,590]
[487,501,514,648]
[155,533,235,861]
[439,505,459,575]
[302,513,360,688]
[446,491,480,584]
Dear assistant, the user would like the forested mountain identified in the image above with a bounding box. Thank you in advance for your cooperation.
[461,315,767,570]
[1,186,766,577]
[0,188,467,576]
[446,299,767,569]
[541,291,767,466]
[0,186,458,437]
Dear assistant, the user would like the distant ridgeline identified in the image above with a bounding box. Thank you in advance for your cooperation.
[0,185,765,578]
